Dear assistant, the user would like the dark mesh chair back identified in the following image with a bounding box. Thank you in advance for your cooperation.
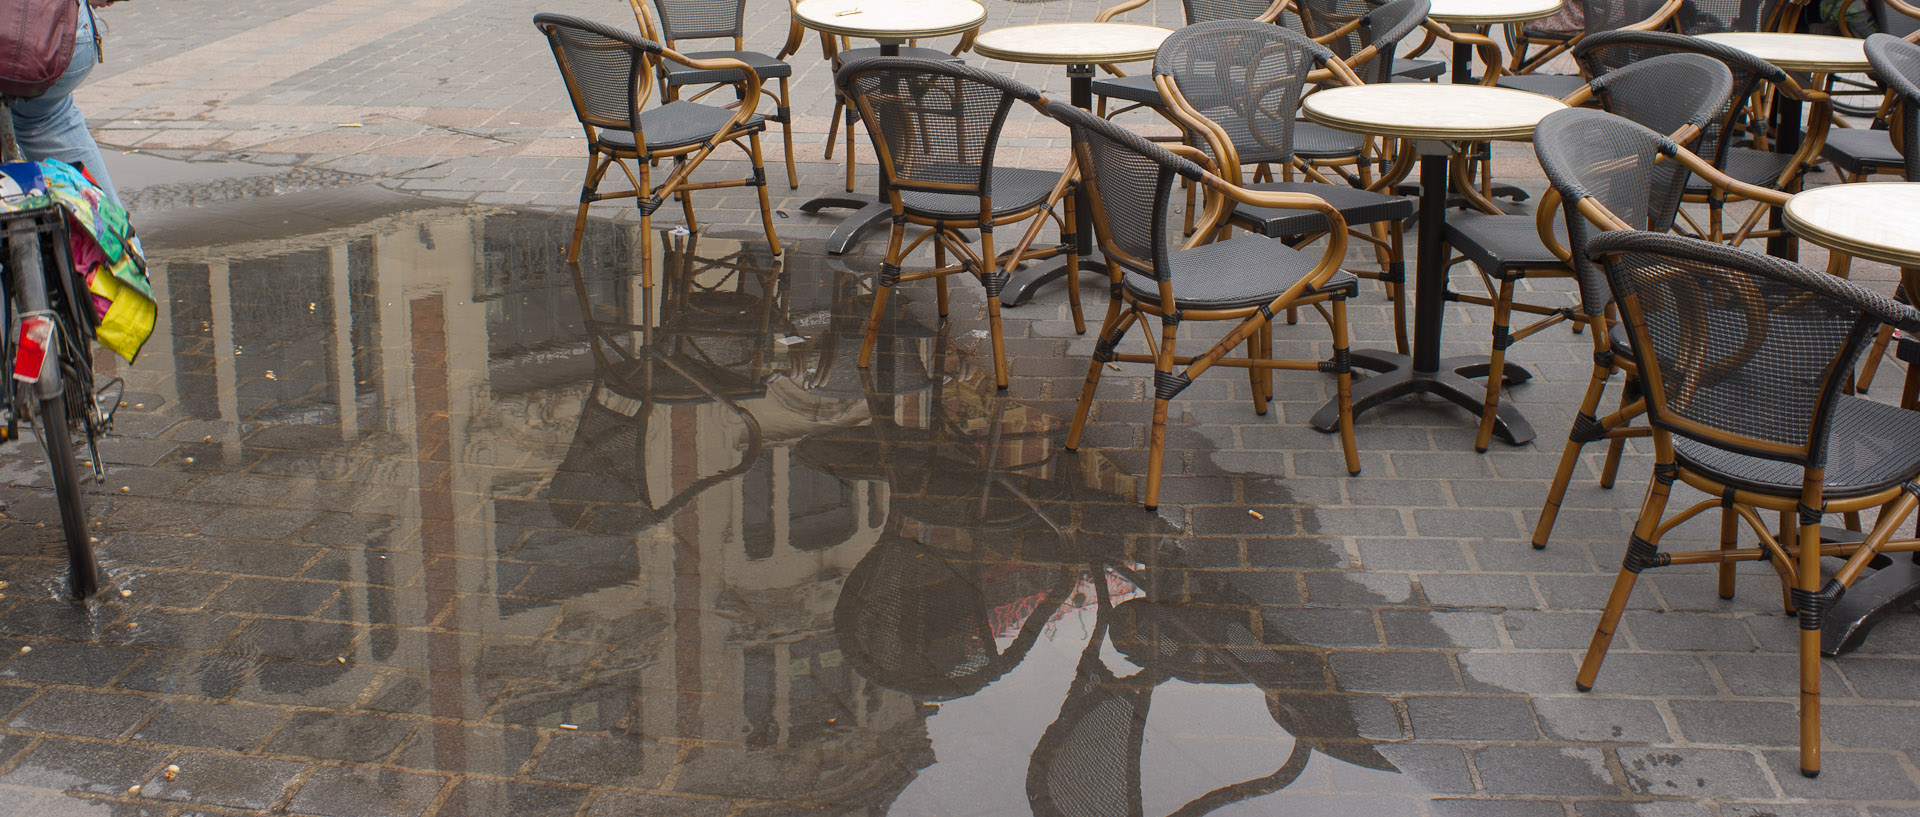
[1155,22,1332,167]
[1674,0,1783,33]
[1588,231,1903,466]
[1588,53,1735,143]
[836,58,1041,217]
[1049,100,1196,283]
[1534,109,1696,317]
[1585,0,1683,33]
[1575,30,1789,169]
[1868,33,1920,181]
[1296,0,1428,84]
[651,0,747,40]
[1870,0,1920,39]
[535,14,657,137]
[1185,0,1282,22]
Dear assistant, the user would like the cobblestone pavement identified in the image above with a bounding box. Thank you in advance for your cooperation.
[0,0,1909,815]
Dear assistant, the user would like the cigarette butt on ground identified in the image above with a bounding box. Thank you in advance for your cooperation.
[1248,510,1264,520]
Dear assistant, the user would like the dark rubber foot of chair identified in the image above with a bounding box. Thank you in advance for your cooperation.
[1475,445,1488,454]
[1144,505,1156,513]
[1720,592,1735,601]
[997,384,1008,391]
[1575,682,1592,693]
[1802,768,1820,779]
[1532,542,1546,550]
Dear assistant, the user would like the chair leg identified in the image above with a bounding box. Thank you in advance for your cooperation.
[1066,304,1129,452]
[1388,226,1409,357]
[1857,323,1893,392]
[1533,353,1614,549]
[568,153,611,263]
[1599,381,1634,490]
[859,224,905,369]
[935,240,950,319]
[1247,328,1267,416]
[1143,321,1179,511]
[1577,438,1676,693]
[982,229,1010,391]
[637,161,656,288]
[1065,194,1085,335]
[778,80,799,190]
[1796,486,1825,778]
[1718,501,1739,600]
[1475,279,1516,453]
[825,93,843,160]
[844,106,859,193]
[1332,296,1359,476]
[749,133,781,255]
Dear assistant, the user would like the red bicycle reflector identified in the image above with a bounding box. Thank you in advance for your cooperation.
[14,316,52,384]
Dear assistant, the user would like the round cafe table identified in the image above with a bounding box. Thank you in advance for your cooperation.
[1302,84,1567,446]
[1427,0,1563,84]
[793,0,988,255]
[1781,182,1920,658]
[1699,32,1870,259]
[970,22,1174,308]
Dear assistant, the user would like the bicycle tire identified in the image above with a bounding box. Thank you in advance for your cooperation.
[34,394,97,598]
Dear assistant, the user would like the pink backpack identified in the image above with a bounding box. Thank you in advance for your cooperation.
[0,0,78,98]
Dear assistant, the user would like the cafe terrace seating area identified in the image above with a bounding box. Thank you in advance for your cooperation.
[9,0,1920,813]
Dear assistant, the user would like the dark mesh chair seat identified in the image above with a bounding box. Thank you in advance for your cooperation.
[1234,180,1414,237]
[1395,56,1446,81]
[660,49,794,85]
[1822,127,1905,178]
[1089,73,1161,106]
[1495,72,1588,98]
[1675,397,1920,498]
[595,101,766,152]
[838,45,964,65]
[1123,235,1359,309]
[1683,145,1797,194]
[1291,120,1366,159]
[1444,210,1571,279]
[897,168,1059,220]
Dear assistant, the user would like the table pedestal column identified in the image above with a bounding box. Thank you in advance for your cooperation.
[1310,146,1535,445]
[1001,64,1106,308]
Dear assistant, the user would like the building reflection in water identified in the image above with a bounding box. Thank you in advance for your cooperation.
[114,204,1594,815]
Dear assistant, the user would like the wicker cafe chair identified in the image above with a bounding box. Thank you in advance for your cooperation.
[1291,0,1446,84]
[1573,30,1826,247]
[1493,0,1683,98]
[1445,55,1733,454]
[1673,0,1791,33]
[1091,0,1290,126]
[627,0,802,189]
[1528,109,1794,548]
[1846,34,1920,401]
[835,58,1080,391]
[1505,0,1582,78]
[1575,230,1920,779]
[803,0,972,195]
[1156,21,1416,357]
[534,14,781,273]
[1051,101,1360,510]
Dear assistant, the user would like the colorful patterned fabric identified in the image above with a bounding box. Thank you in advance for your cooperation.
[1,158,152,362]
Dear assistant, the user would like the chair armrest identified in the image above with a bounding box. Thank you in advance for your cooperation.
[1535,187,1576,263]
[1665,142,1793,206]
[1624,0,1684,31]
[662,50,764,120]
[1095,0,1150,22]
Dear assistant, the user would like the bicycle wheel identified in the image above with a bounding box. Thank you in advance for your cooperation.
[33,393,98,599]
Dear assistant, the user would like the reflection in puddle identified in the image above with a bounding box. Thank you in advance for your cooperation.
[0,195,1615,815]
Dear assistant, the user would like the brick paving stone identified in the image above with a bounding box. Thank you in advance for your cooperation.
[137,753,308,810]
[435,778,588,817]
[263,711,418,764]
[1475,746,1619,797]
[1534,697,1675,745]
[132,701,286,752]
[9,689,157,740]
[1616,748,1775,799]
[285,765,448,817]
[1764,750,1920,802]
[1405,695,1541,741]
[0,739,169,796]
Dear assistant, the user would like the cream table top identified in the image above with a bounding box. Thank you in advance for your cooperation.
[792,0,986,40]
[1302,84,1566,142]
[1428,0,1563,26]
[1784,183,1920,268]
[1697,32,1871,73]
[971,23,1173,65]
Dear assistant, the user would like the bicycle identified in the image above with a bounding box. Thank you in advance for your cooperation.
[0,97,121,600]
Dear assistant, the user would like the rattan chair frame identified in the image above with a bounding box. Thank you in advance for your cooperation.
[1845,34,1920,400]
[1089,0,1291,123]
[1154,21,1413,359]
[1575,229,1920,779]
[836,58,1081,392]
[626,0,803,189]
[535,13,782,278]
[1494,0,1682,86]
[1051,101,1358,509]
[1529,109,1794,548]
[1447,56,1732,455]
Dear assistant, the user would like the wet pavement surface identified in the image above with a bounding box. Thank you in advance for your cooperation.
[0,157,1917,817]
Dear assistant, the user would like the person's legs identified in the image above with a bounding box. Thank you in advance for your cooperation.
[10,34,119,205]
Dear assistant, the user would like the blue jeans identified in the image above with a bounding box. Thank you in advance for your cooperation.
[11,20,119,205]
